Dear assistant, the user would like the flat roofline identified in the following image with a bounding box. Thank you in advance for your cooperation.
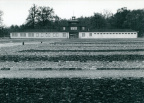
[79,31,138,32]
[10,31,68,33]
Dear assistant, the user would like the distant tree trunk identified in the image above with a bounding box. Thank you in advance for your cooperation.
[26,4,38,29]
[0,10,3,37]
[37,6,54,28]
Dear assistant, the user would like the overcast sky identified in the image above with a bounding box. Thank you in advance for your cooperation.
[0,0,144,27]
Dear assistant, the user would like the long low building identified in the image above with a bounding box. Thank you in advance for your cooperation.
[10,32,69,39]
[79,31,137,39]
[10,31,137,39]
[10,16,138,39]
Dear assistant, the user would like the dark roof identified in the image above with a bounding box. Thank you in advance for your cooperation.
[60,24,69,26]
[11,29,61,32]
[60,23,87,27]
[11,29,138,33]
[68,20,79,23]
[87,29,138,32]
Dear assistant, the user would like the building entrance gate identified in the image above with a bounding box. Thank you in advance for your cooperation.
[69,33,78,39]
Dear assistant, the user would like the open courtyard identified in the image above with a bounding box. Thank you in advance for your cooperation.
[0,38,144,78]
[1,38,144,103]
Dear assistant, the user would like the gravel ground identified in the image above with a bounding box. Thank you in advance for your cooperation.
[1,70,144,78]
[1,38,144,103]
[0,42,144,56]
[0,61,144,70]
[0,78,144,103]
[0,38,144,70]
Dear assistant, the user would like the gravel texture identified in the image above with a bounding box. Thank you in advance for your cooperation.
[0,38,144,69]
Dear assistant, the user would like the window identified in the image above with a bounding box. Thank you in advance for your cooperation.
[63,33,66,37]
[48,33,51,37]
[46,33,50,37]
[12,33,18,37]
[63,27,66,30]
[36,33,39,37]
[82,33,85,37]
[131,33,133,34]
[53,33,58,37]
[125,33,127,34]
[71,27,77,30]
[28,33,34,37]
[56,33,59,37]
[128,33,130,34]
[53,33,55,37]
[103,33,105,34]
[45,33,48,37]
[20,33,26,37]
[41,33,44,37]
[89,33,92,36]
[72,23,76,24]
[39,33,41,36]
[82,27,85,30]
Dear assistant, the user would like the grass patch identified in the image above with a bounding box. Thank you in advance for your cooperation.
[0,68,10,70]
[35,68,82,70]
[97,68,144,70]
[0,55,144,62]
[59,68,82,70]
[51,42,144,45]
[0,78,144,103]
[19,49,144,52]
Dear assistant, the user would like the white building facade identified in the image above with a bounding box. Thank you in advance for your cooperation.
[10,31,138,39]
[10,16,138,39]
[10,32,69,39]
[79,32,137,38]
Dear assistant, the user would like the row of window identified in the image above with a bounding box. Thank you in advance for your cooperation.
[82,32,137,35]
[71,27,77,30]
[12,33,67,37]
[12,33,18,37]
[82,32,137,37]
[63,27,85,30]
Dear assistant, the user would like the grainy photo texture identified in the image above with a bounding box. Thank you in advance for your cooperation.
[0,0,144,102]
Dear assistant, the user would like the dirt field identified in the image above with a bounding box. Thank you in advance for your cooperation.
[0,38,144,72]
[1,70,144,78]
[1,38,144,103]
[1,78,144,103]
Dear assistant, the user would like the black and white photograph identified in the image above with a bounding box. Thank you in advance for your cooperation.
[0,0,144,102]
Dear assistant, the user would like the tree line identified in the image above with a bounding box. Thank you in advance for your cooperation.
[0,4,144,37]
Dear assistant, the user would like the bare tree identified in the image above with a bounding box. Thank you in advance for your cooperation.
[37,6,54,26]
[102,9,113,19]
[26,4,39,28]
